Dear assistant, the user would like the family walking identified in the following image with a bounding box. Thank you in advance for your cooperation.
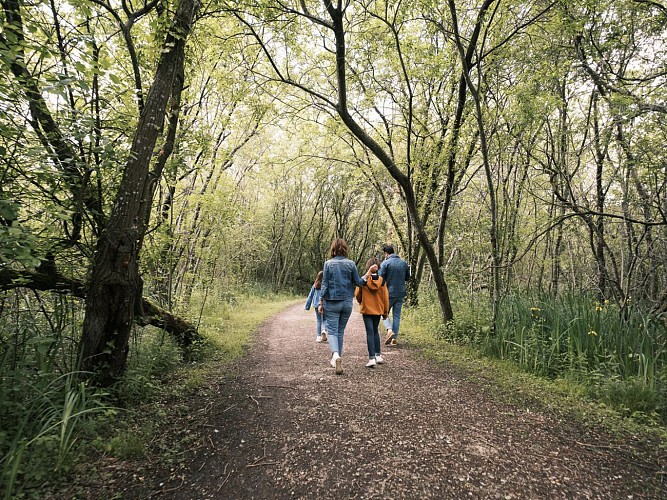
[305,239,410,375]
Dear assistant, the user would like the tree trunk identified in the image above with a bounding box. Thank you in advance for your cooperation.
[79,0,199,386]
[0,268,199,348]
[551,204,565,295]
[406,251,426,307]
[324,2,453,322]
[448,0,500,329]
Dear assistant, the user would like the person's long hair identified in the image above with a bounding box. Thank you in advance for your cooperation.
[314,271,323,289]
[329,238,348,258]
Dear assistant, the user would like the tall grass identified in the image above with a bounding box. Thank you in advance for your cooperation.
[412,289,667,424]
[0,290,114,499]
[1,372,113,496]
[0,300,112,499]
[185,284,297,361]
[493,294,667,386]
[2,285,298,496]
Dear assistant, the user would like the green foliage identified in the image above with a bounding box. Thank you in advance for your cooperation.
[406,289,667,427]
[117,328,185,403]
[0,200,42,268]
[493,294,667,390]
[0,283,296,496]
[0,367,113,499]
[433,293,493,348]
[589,377,659,421]
[92,429,147,460]
[190,286,298,362]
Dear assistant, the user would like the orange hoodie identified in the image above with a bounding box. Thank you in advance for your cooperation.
[354,275,389,316]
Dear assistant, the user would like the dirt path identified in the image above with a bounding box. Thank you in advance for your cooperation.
[120,302,666,499]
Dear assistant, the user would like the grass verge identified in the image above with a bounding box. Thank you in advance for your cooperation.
[33,292,299,498]
[401,305,667,442]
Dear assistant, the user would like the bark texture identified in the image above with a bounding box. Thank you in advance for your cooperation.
[79,0,200,386]
[0,268,199,348]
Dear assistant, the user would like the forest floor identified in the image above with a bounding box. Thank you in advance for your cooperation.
[63,302,666,499]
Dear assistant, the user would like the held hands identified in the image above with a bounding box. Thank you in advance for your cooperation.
[318,304,323,314]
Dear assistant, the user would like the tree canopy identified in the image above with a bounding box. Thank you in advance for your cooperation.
[0,0,666,384]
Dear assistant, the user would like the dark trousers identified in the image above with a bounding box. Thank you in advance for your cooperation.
[362,315,382,358]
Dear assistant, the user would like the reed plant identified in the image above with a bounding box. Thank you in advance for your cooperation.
[1,353,112,499]
[412,288,667,424]
[493,294,667,387]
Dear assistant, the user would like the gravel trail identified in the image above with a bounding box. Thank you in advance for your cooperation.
[117,302,666,499]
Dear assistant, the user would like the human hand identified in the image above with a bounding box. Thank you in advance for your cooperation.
[369,264,378,273]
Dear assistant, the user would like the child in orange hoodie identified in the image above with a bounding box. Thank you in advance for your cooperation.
[355,257,390,368]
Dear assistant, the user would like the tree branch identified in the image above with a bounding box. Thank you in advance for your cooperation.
[0,268,200,348]
[574,35,667,115]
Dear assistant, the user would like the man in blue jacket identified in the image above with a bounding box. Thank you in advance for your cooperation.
[379,244,410,346]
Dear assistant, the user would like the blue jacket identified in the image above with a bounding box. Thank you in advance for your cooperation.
[305,286,321,310]
[379,254,410,298]
[321,256,366,302]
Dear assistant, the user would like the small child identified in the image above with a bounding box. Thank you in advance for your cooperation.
[305,271,327,342]
[354,257,389,367]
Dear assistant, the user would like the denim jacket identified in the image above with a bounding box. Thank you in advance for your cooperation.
[305,285,321,310]
[379,254,410,298]
[321,256,366,302]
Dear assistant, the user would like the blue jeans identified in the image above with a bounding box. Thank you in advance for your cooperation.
[324,298,352,355]
[382,297,404,338]
[315,309,323,338]
[362,315,381,358]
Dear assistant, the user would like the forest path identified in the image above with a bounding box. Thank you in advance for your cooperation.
[122,302,665,499]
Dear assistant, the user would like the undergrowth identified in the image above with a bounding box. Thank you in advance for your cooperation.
[402,289,667,436]
[1,289,297,498]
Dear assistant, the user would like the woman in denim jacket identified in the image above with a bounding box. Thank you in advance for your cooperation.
[318,238,377,374]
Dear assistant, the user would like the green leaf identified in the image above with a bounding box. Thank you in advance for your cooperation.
[0,199,18,220]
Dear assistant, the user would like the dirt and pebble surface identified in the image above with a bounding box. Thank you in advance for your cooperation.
[76,303,666,499]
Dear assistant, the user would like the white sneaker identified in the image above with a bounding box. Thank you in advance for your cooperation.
[365,358,376,368]
[316,336,322,342]
[375,354,384,364]
[335,357,343,375]
[330,352,340,368]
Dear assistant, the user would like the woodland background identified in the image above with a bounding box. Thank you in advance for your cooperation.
[1,0,666,495]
